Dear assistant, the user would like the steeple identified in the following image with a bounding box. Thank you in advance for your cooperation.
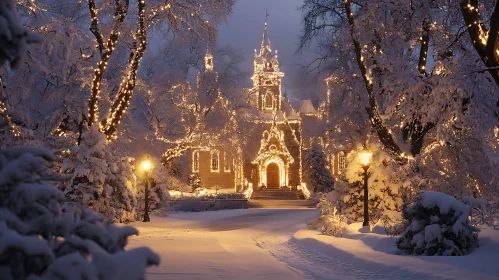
[251,15,284,112]
[260,18,271,60]
[204,40,214,72]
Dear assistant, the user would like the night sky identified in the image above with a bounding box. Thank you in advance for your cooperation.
[218,0,316,100]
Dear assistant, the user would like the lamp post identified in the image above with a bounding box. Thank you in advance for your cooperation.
[141,159,152,222]
[359,147,372,227]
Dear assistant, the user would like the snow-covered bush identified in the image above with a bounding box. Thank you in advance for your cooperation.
[303,144,334,193]
[397,192,479,256]
[188,173,203,193]
[308,193,346,237]
[62,127,139,222]
[0,146,159,279]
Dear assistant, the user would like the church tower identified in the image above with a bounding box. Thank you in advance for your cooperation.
[252,20,284,112]
[197,43,219,106]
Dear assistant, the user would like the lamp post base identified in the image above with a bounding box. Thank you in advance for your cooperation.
[359,225,371,233]
[142,215,150,222]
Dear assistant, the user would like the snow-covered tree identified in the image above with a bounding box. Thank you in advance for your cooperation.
[397,192,479,256]
[62,126,138,222]
[326,142,403,224]
[0,146,159,279]
[303,143,335,193]
[135,157,170,215]
[300,0,499,211]
[85,0,235,140]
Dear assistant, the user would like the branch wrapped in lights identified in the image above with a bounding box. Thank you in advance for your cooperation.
[460,0,499,87]
[87,0,129,127]
[343,0,404,161]
[418,19,430,75]
[101,0,147,139]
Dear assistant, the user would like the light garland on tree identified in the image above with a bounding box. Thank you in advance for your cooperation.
[87,0,128,127]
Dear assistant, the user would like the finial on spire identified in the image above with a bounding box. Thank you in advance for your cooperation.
[265,9,269,25]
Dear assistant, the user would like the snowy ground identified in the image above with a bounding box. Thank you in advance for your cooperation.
[128,209,499,280]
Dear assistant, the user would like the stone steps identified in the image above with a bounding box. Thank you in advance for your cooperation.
[248,199,314,209]
[250,189,305,200]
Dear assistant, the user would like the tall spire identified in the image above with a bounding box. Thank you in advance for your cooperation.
[261,10,271,57]
[204,38,214,71]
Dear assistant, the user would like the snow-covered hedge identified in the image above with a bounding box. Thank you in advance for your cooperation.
[397,192,479,256]
[0,146,159,279]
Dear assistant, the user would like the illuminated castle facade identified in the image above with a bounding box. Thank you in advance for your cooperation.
[188,21,324,191]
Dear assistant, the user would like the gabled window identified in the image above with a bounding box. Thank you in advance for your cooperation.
[338,152,346,174]
[224,153,231,172]
[265,93,273,109]
[192,151,199,172]
[211,150,219,172]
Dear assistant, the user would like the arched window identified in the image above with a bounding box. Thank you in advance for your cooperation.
[265,93,273,109]
[338,152,346,174]
[224,152,231,172]
[211,150,219,172]
[192,151,199,172]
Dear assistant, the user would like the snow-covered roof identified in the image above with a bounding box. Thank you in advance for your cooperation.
[299,100,318,115]
[281,99,299,120]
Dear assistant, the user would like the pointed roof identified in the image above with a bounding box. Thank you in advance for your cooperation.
[261,21,271,56]
[299,100,318,115]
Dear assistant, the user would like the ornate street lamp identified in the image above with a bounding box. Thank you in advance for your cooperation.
[359,147,372,227]
[141,159,153,222]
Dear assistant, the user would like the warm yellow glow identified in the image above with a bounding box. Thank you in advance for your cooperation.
[141,159,152,171]
[359,150,372,166]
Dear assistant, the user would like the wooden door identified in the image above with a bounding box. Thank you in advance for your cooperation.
[266,163,279,188]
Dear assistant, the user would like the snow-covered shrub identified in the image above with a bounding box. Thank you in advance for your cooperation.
[303,144,334,193]
[107,155,138,223]
[397,192,479,256]
[62,127,139,222]
[308,193,346,237]
[188,173,203,193]
[462,196,495,227]
[0,146,159,279]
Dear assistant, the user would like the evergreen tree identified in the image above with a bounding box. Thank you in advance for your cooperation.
[397,192,479,256]
[62,127,138,222]
[0,146,159,279]
[303,144,334,193]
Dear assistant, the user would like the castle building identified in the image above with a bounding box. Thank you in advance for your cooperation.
[187,20,325,191]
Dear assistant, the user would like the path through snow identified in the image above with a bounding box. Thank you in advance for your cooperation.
[128,209,499,280]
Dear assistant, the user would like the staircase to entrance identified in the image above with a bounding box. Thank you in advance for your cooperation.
[249,188,313,209]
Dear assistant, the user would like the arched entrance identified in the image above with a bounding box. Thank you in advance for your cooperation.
[266,163,279,189]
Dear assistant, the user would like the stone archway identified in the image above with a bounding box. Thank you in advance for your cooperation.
[266,163,279,189]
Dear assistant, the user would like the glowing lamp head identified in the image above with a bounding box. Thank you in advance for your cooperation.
[359,149,372,167]
[141,159,152,172]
